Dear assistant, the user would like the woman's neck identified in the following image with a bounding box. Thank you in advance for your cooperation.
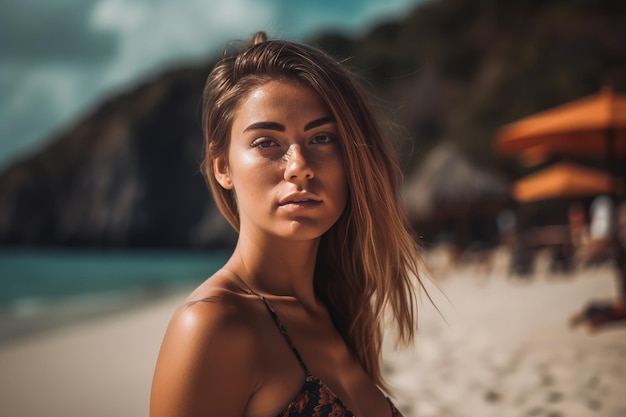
[223,231,320,309]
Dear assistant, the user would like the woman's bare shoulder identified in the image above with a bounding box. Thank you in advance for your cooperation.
[164,269,257,354]
[150,270,260,417]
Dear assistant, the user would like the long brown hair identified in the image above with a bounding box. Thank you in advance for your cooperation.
[201,32,422,388]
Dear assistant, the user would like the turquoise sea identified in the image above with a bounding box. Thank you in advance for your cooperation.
[0,248,230,341]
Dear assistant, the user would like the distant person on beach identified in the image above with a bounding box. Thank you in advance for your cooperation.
[567,201,587,253]
[150,32,421,417]
[571,197,626,330]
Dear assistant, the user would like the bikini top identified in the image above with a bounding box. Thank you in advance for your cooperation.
[242,288,404,417]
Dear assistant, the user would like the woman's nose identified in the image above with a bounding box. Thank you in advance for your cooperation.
[284,145,314,181]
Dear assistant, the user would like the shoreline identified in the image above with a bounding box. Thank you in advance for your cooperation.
[0,285,194,345]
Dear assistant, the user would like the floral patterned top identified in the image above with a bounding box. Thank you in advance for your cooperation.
[244,289,404,417]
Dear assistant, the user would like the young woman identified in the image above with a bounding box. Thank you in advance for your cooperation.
[150,32,422,417]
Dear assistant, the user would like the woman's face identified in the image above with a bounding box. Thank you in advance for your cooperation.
[215,80,348,242]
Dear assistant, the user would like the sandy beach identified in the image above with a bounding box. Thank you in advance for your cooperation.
[385,252,626,417]
[1,252,625,417]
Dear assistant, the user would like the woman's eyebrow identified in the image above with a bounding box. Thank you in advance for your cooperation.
[243,121,285,133]
[304,116,335,131]
[243,116,335,133]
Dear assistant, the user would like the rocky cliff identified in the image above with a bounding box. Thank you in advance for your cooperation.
[0,66,236,248]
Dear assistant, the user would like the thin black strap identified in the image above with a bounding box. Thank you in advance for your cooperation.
[240,286,311,375]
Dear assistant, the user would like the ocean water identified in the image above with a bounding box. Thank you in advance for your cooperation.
[0,248,229,341]
[0,248,229,307]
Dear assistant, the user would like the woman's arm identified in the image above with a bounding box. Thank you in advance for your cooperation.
[150,296,259,417]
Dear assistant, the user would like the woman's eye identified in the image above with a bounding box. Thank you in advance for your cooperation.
[311,133,335,145]
[251,138,277,149]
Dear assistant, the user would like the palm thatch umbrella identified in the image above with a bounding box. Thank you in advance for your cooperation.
[404,143,512,246]
[404,143,512,219]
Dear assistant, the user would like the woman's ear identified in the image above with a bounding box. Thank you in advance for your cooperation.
[213,156,234,190]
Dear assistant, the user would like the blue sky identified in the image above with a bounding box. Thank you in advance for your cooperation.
[0,0,425,172]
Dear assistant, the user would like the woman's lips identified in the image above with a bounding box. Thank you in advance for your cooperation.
[278,198,322,209]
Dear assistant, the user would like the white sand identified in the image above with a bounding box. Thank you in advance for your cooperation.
[0,295,181,417]
[385,259,626,417]
[1,260,625,417]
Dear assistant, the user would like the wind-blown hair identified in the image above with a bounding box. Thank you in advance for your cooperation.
[201,31,422,388]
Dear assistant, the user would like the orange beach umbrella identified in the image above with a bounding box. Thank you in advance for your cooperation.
[495,86,626,158]
[513,162,620,203]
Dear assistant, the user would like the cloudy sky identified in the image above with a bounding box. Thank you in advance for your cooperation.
[0,0,424,172]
